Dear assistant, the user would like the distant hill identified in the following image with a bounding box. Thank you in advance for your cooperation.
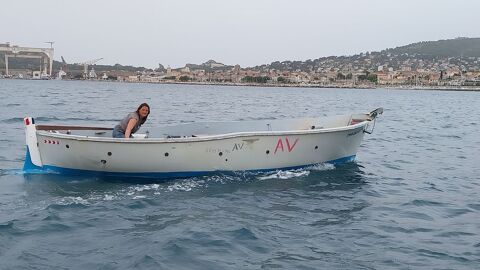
[253,37,480,72]
[384,37,480,57]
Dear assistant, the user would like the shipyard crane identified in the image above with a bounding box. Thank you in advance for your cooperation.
[55,56,69,79]
[44,41,55,48]
[61,56,68,72]
[76,58,103,78]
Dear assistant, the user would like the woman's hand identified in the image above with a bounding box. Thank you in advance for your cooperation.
[125,118,138,138]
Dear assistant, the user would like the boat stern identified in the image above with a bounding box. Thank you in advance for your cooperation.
[23,117,43,171]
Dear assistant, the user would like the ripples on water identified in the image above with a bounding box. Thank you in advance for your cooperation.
[0,80,479,269]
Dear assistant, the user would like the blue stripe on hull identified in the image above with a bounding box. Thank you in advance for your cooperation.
[23,147,356,179]
[23,148,45,173]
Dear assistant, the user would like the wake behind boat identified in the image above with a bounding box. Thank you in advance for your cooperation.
[23,108,383,179]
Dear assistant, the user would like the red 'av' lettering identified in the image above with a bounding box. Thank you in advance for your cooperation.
[274,137,299,154]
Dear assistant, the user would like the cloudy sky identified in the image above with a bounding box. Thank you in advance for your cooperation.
[2,0,479,68]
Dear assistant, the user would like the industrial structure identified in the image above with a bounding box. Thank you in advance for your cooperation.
[0,43,54,77]
[76,58,103,79]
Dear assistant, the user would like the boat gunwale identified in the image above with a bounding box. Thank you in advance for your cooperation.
[35,121,370,143]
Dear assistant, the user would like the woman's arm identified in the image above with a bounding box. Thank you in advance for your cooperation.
[124,118,138,138]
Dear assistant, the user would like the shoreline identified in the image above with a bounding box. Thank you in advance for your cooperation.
[93,80,480,92]
[2,77,480,91]
[86,79,480,91]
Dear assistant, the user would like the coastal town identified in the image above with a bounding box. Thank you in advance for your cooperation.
[2,38,480,89]
[109,55,480,89]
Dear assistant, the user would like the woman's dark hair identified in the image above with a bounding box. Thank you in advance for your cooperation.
[136,103,150,125]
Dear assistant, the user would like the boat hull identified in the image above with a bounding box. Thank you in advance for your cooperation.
[24,148,356,179]
[25,126,367,178]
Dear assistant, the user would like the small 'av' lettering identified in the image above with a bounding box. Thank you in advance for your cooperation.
[232,142,244,151]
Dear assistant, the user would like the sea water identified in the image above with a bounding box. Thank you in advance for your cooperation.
[0,80,479,269]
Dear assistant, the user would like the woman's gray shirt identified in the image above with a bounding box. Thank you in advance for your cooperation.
[114,112,141,134]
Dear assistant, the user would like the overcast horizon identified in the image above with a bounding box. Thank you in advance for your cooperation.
[2,0,480,69]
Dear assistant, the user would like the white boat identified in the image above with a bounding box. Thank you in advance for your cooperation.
[23,108,383,179]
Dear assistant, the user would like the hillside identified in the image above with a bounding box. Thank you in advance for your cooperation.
[384,37,480,57]
[253,37,480,72]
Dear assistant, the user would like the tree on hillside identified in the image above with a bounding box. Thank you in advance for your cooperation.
[179,76,190,82]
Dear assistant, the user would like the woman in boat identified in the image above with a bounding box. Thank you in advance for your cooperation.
[112,103,150,138]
